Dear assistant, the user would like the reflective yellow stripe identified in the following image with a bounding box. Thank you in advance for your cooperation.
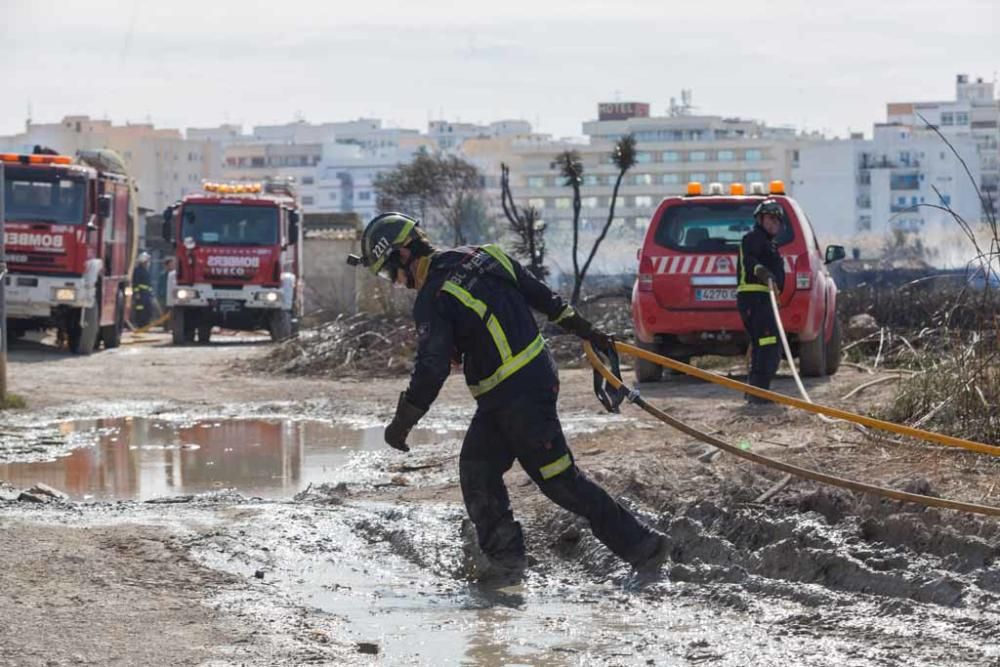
[443,281,512,361]
[470,334,545,397]
[482,244,516,282]
[539,453,572,480]
[442,281,486,318]
[486,315,512,360]
[737,245,770,293]
[759,336,777,346]
[552,306,575,324]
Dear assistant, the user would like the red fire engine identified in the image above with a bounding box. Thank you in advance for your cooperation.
[2,149,137,353]
[631,180,846,381]
[162,181,303,344]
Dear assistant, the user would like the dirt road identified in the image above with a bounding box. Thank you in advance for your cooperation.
[2,333,999,665]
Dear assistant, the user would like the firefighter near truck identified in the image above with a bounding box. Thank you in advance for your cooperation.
[631,180,846,382]
[162,181,303,344]
[2,149,138,354]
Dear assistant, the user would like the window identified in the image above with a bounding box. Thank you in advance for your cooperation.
[528,176,547,187]
[328,192,338,201]
[941,112,954,126]
[633,173,653,185]
[662,150,681,162]
[858,215,872,231]
[745,171,763,182]
[745,149,763,161]
[689,151,707,162]
[555,197,571,209]
[940,194,951,206]
[654,201,794,253]
[302,195,315,205]
[181,204,278,246]
[358,191,372,201]
[897,196,907,206]
[527,198,545,209]
[662,173,681,184]
[582,196,599,208]
[955,112,969,125]
[717,171,735,182]
[302,176,315,185]
[634,195,653,207]
[635,152,653,164]
[583,175,602,186]
[689,172,707,182]
[717,150,735,161]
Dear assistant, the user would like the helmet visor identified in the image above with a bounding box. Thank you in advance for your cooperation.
[372,250,402,282]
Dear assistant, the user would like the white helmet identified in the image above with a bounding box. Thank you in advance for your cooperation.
[138,251,151,264]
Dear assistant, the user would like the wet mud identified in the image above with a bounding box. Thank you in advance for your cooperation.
[3,339,1000,665]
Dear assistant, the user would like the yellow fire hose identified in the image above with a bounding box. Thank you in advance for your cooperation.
[611,340,1000,458]
[583,342,1000,517]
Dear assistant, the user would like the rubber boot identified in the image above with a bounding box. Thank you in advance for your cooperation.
[461,519,527,585]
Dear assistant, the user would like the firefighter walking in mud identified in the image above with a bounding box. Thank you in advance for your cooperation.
[348,213,668,581]
[736,199,787,405]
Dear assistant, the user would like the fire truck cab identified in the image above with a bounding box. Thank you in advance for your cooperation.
[163,181,303,344]
[2,149,137,354]
[631,180,846,382]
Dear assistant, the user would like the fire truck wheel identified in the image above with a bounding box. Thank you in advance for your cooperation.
[196,324,213,344]
[824,317,842,376]
[634,340,664,383]
[171,308,195,345]
[101,290,125,349]
[269,310,293,342]
[798,320,828,378]
[70,303,101,355]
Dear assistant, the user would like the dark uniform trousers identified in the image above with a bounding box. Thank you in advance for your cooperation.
[737,291,781,392]
[459,383,655,567]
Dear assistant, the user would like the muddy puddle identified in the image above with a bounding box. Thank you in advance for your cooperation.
[0,417,461,501]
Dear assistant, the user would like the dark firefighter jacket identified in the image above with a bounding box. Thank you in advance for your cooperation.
[736,224,785,294]
[404,245,575,412]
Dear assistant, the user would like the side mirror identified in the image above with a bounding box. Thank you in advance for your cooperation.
[97,194,113,219]
[825,245,846,264]
[162,207,174,243]
[288,210,301,244]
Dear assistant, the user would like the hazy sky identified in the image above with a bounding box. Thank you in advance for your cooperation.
[2,0,997,140]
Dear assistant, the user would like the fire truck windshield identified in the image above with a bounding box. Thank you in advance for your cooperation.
[181,204,278,246]
[3,176,86,225]
[654,201,794,252]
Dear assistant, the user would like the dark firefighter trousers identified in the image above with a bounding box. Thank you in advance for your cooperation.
[737,292,781,395]
[459,384,656,567]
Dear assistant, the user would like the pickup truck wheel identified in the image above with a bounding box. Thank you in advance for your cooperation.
[825,317,842,376]
[798,323,827,378]
[634,340,663,383]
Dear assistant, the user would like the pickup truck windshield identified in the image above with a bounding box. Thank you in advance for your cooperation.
[3,176,86,225]
[654,201,794,252]
[181,204,278,246]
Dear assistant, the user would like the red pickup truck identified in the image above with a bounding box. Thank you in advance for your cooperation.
[631,181,845,382]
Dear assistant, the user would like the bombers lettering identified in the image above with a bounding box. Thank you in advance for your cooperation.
[5,232,64,250]
[206,255,261,268]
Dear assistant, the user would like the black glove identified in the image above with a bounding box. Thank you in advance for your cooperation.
[384,392,427,453]
[559,312,615,354]
[753,265,774,285]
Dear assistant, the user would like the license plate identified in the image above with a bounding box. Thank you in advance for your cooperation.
[217,299,242,313]
[695,288,737,301]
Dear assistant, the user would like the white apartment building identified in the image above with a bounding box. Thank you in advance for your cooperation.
[506,102,810,239]
[886,74,999,218]
[0,115,223,211]
[793,123,982,252]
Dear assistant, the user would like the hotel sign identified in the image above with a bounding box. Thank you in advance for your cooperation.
[597,102,650,121]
